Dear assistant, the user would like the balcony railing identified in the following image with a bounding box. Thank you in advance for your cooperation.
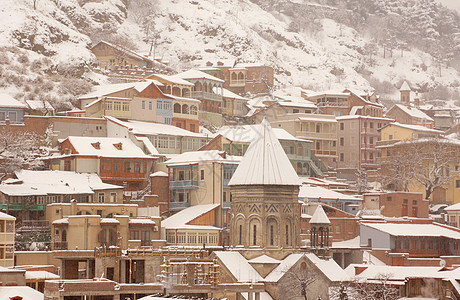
[191,91,222,101]
[312,150,337,156]
[54,241,68,250]
[296,131,337,140]
[229,80,245,87]
[169,180,199,188]
[99,171,145,181]
[169,201,191,211]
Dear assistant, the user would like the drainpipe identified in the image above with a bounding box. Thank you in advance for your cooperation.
[212,162,215,204]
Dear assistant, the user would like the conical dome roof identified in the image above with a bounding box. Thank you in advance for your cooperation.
[310,205,330,224]
[400,81,411,91]
[228,118,300,186]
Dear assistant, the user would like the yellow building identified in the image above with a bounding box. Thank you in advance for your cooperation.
[0,212,15,267]
[379,122,443,143]
[51,214,160,251]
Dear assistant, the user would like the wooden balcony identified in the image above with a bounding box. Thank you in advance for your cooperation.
[191,91,222,102]
[296,131,337,140]
[99,171,145,182]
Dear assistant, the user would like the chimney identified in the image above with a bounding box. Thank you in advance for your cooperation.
[414,92,420,108]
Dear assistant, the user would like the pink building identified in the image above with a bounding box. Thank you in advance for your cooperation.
[336,115,393,175]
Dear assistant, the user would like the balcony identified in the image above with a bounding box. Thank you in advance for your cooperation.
[296,131,337,140]
[99,171,145,182]
[191,91,222,102]
[229,80,245,87]
[54,241,68,250]
[169,180,199,189]
[311,150,337,157]
[169,201,191,211]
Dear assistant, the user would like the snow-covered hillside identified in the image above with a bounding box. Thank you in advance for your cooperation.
[0,0,459,108]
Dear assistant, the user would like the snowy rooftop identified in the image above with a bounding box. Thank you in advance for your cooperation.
[390,104,434,122]
[380,122,442,134]
[217,123,307,143]
[248,254,281,264]
[299,185,361,201]
[228,119,301,186]
[0,93,27,108]
[354,265,444,281]
[297,116,337,123]
[176,69,225,83]
[0,286,44,300]
[277,99,317,109]
[150,171,168,177]
[165,150,242,166]
[161,204,220,230]
[0,170,121,197]
[106,116,207,138]
[220,87,248,100]
[310,205,331,224]
[25,270,60,280]
[304,90,350,98]
[214,251,263,282]
[304,253,349,282]
[149,73,194,86]
[0,211,15,220]
[444,203,460,211]
[362,223,460,239]
[64,136,151,158]
[25,100,54,111]
[400,81,411,91]
[301,177,349,187]
[79,81,159,100]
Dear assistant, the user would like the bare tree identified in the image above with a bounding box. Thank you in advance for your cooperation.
[0,128,50,181]
[279,266,318,300]
[331,274,399,300]
[378,138,458,200]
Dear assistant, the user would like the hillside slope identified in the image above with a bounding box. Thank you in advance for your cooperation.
[0,0,459,108]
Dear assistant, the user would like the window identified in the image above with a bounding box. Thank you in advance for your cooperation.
[253,225,257,245]
[340,137,344,146]
[122,103,129,111]
[114,102,121,111]
[98,193,105,203]
[370,122,374,128]
[110,192,117,203]
[293,109,299,113]
[0,111,5,121]
[56,209,59,215]
[389,135,393,140]
[340,123,344,130]
[340,153,344,162]
[130,231,139,240]
[8,112,16,122]
[64,160,71,171]
[387,197,392,201]
[142,100,146,109]
[286,225,289,245]
[370,137,374,144]
[316,124,321,133]
[106,101,112,111]
[149,101,152,110]
[456,180,460,188]
[239,225,242,245]
[270,225,274,246]
[200,169,205,180]
[413,200,417,205]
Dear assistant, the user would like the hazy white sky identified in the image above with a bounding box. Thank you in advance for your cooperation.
[437,0,460,13]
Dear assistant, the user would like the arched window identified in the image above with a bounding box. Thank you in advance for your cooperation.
[231,73,237,80]
[166,86,171,94]
[286,224,289,245]
[173,103,181,113]
[270,225,274,246]
[62,230,67,242]
[98,229,117,246]
[203,82,208,93]
[253,224,257,245]
[182,89,190,97]
[195,82,202,91]
[238,72,245,80]
[182,104,189,114]
[190,105,198,115]
[172,87,181,96]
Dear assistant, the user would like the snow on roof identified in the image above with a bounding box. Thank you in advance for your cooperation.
[65,136,150,158]
[214,251,263,282]
[362,223,460,239]
[304,91,350,98]
[129,218,156,225]
[0,286,44,300]
[390,104,434,122]
[228,119,301,186]
[400,81,411,91]
[0,211,15,220]
[299,185,361,201]
[25,270,60,280]
[165,150,242,166]
[0,93,27,108]
[25,100,54,111]
[336,115,392,121]
[168,95,201,104]
[241,292,273,300]
[176,69,225,83]
[52,218,69,225]
[135,136,160,155]
[0,170,122,197]
[79,81,156,100]
[150,171,168,177]
[346,89,383,107]
[301,177,349,187]
[149,74,194,86]
[277,100,316,109]
[444,203,460,211]
[263,254,303,282]
[304,253,349,282]
[381,122,441,133]
[106,117,207,138]
[356,265,442,281]
[161,204,220,230]
[249,254,281,264]
[310,205,330,224]
[332,236,361,249]
[100,218,120,225]
[217,123,306,144]
[219,87,248,100]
